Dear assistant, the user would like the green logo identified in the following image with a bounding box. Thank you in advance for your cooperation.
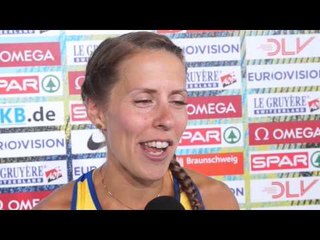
[223,127,241,144]
[311,151,320,168]
[42,75,60,93]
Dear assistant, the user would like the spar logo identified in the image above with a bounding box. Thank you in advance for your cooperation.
[0,76,39,94]
[311,151,320,168]
[223,127,241,144]
[187,95,242,119]
[249,121,320,145]
[180,128,221,146]
[179,124,242,148]
[250,151,309,172]
[70,102,89,124]
[0,72,62,96]
[0,42,61,67]
[246,34,320,59]
[0,102,64,128]
[250,177,320,202]
[41,75,60,93]
[308,98,320,112]
[68,71,85,95]
[45,167,62,182]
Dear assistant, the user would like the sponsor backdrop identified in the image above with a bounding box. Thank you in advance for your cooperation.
[0,30,319,210]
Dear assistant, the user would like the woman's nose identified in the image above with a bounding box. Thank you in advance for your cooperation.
[152,104,174,131]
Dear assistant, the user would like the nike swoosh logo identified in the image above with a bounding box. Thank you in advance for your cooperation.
[87,134,105,150]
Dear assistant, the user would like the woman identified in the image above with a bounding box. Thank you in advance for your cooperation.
[34,31,239,210]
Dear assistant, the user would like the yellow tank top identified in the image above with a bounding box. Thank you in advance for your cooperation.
[71,170,203,210]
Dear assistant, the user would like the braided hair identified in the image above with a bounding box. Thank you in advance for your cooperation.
[169,155,202,210]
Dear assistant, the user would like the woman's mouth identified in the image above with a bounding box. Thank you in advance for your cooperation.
[140,140,173,160]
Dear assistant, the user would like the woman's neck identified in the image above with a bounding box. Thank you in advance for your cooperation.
[96,163,173,209]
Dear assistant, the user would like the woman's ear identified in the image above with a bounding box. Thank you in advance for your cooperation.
[85,98,106,130]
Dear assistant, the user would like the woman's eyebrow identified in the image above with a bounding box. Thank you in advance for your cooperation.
[171,89,188,95]
[130,88,156,94]
[130,89,187,95]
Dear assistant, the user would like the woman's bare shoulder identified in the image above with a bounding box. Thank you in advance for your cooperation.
[33,181,75,210]
[185,169,239,210]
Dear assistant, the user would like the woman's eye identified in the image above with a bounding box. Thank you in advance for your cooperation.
[173,101,187,106]
[134,99,154,107]
[134,99,152,104]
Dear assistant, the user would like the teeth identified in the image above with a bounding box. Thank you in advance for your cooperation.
[144,141,169,148]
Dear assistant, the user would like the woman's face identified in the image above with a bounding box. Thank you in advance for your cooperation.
[102,50,187,181]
